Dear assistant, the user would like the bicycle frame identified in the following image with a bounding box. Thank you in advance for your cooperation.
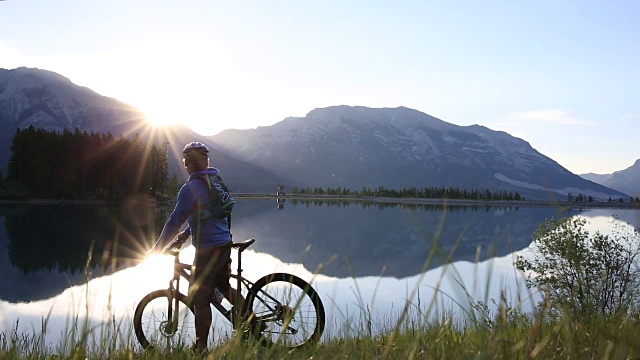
[163,241,262,331]
[165,251,190,333]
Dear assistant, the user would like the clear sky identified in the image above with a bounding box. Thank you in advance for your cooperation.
[1,0,638,175]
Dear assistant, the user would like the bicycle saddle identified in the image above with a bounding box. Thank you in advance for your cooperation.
[232,238,255,251]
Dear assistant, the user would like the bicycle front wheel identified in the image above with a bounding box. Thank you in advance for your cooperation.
[245,273,325,349]
[133,289,196,350]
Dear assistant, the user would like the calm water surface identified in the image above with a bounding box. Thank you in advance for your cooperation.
[0,199,638,347]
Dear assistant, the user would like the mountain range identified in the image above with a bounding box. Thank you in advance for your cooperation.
[580,160,640,198]
[208,106,628,200]
[0,67,633,200]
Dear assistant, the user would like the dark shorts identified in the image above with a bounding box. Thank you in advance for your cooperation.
[189,244,231,306]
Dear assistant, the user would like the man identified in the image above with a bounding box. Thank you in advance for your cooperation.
[148,141,233,352]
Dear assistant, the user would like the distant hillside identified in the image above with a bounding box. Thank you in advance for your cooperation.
[0,67,284,192]
[209,106,626,200]
[580,173,613,184]
[581,160,640,198]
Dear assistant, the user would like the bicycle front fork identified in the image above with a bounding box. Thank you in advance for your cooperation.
[164,278,182,334]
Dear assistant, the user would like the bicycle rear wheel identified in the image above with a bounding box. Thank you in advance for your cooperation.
[133,289,196,350]
[245,273,325,349]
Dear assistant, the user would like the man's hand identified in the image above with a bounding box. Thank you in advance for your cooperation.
[176,231,190,242]
[145,232,189,257]
[145,246,159,256]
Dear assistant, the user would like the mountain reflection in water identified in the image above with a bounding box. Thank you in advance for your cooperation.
[231,199,575,278]
[1,199,573,303]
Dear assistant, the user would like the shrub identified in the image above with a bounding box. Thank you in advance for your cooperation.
[515,217,640,319]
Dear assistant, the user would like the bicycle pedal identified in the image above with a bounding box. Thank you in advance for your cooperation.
[222,309,232,321]
[249,320,268,333]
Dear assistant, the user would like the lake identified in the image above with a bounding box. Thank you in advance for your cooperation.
[0,199,638,348]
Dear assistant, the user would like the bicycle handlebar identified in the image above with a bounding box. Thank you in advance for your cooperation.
[160,237,255,256]
[162,237,187,255]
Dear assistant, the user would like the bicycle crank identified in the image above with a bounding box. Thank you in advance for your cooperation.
[275,305,298,334]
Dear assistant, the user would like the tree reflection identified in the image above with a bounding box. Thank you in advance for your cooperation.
[287,198,524,213]
[2,204,169,274]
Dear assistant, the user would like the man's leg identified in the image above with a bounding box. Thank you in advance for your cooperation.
[218,255,265,334]
[190,246,227,352]
[222,286,245,309]
[193,303,211,352]
[218,254,249,325]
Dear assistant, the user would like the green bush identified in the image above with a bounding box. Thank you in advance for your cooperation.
[515,217,640,319]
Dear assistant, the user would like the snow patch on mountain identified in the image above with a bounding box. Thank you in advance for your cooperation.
[495,173,623,200]
[494,173,547,191]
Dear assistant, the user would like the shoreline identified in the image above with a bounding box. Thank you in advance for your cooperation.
[236,193,640,209]
[0,193,638,210]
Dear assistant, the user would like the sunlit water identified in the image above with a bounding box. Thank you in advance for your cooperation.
[0,200,637,349]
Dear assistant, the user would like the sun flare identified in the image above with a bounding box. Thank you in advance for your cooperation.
[137,253,176,280]
[142,106,182,127]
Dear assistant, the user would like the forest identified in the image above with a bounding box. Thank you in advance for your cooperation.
[291,184,526,201]
[1,126,175,200]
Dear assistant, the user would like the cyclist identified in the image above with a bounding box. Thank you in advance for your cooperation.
[147,141,234,352]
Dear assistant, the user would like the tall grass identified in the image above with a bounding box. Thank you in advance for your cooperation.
[2,311,640,359]
[3,270,640,359]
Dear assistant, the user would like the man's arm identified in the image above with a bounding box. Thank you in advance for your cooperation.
[147,184,194,253]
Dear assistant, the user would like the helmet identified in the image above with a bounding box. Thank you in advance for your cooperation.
[182,142,209,158]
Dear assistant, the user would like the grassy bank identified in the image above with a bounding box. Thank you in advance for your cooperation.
[2,300,640,359]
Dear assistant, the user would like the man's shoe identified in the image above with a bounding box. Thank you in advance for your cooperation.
[250,319,268,333]
[189,343,208,357]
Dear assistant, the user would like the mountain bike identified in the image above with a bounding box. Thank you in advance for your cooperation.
[133,238,325,350]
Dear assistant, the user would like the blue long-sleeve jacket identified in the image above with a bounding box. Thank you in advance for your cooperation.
[154,167,232,250]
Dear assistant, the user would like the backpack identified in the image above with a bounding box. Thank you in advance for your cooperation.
[191,173,235,220]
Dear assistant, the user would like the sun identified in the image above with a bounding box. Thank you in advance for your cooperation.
[141,104,182,127]
[93,35,235,131]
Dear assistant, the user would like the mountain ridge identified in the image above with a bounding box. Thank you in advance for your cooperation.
[209,105,624,200]
[580,159,640,197]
